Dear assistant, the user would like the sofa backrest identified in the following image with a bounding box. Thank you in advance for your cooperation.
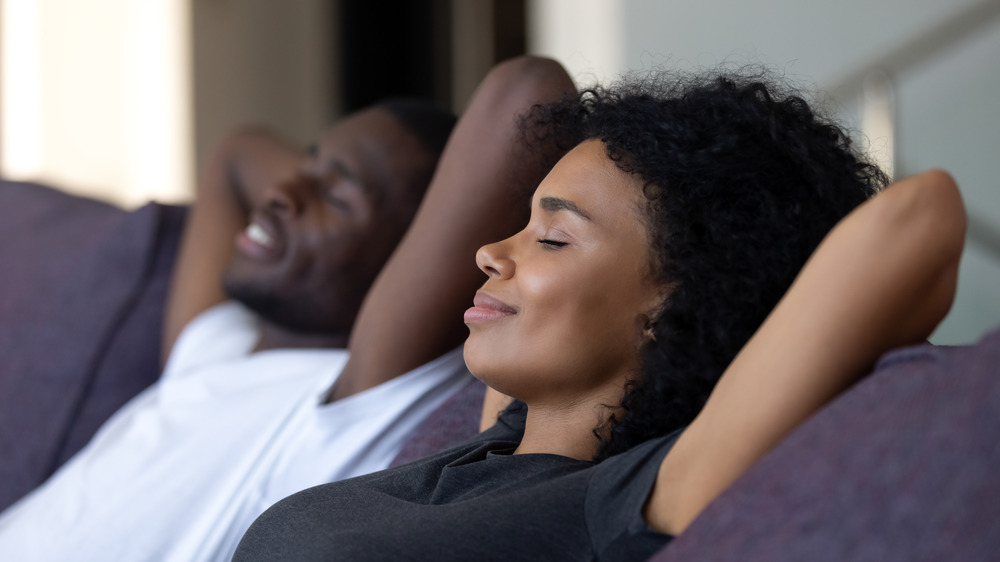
[0,180,185,510]
[389,376,486,467]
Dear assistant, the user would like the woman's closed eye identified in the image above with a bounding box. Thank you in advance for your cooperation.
[537,238,568,249]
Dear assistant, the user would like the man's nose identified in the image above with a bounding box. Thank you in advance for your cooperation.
[265,173,316,216]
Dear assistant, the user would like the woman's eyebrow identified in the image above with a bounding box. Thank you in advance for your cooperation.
[539,196,593,221]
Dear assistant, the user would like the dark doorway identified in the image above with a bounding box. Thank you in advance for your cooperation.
[337,0,452,113]
[336,0,526,114]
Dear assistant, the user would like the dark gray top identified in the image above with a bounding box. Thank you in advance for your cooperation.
[233,405,682,561]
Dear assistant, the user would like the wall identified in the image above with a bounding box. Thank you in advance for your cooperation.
[191,0,336,186]
[1,0,192,206]
[0,0,335,206]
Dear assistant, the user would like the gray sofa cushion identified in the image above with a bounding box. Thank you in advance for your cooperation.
[0,180,185,510]
[654,327,1000,561]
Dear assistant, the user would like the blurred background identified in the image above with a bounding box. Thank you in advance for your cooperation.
[1,0,997,344]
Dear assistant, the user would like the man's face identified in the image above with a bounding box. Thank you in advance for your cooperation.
[222,108,431,335]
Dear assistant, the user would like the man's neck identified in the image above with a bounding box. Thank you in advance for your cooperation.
[254,321,349,352]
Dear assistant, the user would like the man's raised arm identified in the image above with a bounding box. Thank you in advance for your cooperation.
[330,56,575,401]
[162,128,303,364]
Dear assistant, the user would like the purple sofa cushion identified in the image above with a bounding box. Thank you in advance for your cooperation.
[0,180,185,510]
[654,327,1000,561]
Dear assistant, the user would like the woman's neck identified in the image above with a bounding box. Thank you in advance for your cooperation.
[515,399,618,461]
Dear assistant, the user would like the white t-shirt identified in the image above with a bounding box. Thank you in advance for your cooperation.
[0,302,471,561]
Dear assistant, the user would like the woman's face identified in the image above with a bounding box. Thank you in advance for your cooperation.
[464,140,666,405]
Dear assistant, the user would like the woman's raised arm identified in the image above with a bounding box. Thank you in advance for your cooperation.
[328,57,575,401]
[646,169,967,535]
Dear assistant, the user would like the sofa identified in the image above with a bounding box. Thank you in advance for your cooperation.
[2,179,997,560]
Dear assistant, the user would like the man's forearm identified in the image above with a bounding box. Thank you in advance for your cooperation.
[161,127,303,364]
[209,127,303,213]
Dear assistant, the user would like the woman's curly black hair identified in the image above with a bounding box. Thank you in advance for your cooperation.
[524,68,888,461]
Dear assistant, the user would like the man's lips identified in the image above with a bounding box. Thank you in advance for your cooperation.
[235,214,283,260]
[464,291,517,324]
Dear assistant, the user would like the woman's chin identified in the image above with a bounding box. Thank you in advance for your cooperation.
[462,340,504,389]
[462,342,486,378]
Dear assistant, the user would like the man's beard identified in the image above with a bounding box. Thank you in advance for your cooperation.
[221,273,355,337]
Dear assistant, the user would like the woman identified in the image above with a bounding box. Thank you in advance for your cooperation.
[233,58,966,561]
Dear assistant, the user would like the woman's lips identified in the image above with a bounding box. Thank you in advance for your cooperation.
[464,291,517,324]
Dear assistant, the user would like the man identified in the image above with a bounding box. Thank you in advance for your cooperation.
[0,102,467,558]
[165,100,455,358]
[0,57,575,561]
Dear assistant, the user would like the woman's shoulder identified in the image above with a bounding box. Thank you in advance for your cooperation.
[590,429,685,489]
[584,429,686,560]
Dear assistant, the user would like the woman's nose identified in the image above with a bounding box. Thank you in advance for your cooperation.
[475,237,515,280]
